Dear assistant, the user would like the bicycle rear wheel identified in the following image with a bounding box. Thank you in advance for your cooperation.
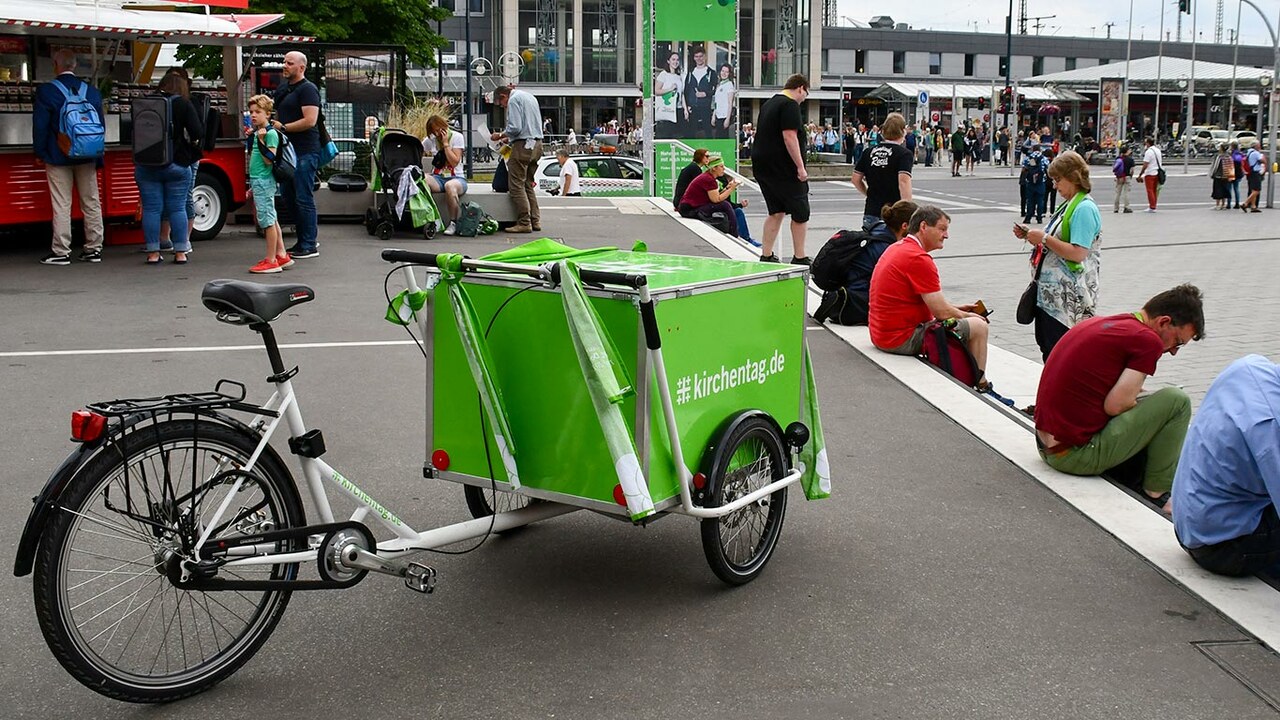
[32,419,304,703]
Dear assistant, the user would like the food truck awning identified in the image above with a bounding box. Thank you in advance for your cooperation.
[0,0,312,46]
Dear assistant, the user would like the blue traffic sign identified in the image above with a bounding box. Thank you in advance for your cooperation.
[918,91,929,106]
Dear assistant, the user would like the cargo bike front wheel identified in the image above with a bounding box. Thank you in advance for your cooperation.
[699,415,789,585]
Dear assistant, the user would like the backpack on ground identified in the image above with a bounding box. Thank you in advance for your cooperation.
[810,228,874,291]
[51,80,105,160]
[189,91,220,152]
[812,287,869,326]
[919,320,981,387]
[454,201,487,236]
[131,94,176,167]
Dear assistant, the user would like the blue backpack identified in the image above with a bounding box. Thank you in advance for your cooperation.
[50,80,105,160]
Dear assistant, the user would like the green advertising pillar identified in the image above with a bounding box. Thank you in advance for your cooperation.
[646,0,740,202]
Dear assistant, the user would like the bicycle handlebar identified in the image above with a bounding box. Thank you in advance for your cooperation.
[381,248,647,289]
[381,249,439,265]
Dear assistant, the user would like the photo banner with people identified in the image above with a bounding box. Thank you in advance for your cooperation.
[645,0,738,201]
[1098,78,1123,149]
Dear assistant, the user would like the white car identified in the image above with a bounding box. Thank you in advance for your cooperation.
[533,154,644,196]
[1230,130,1259,149]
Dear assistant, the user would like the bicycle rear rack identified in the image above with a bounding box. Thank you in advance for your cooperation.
[86,380,279,419]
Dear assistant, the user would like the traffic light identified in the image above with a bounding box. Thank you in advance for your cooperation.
[978,96,987,110]
[1179,0,1191,13]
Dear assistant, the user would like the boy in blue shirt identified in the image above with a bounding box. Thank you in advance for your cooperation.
[247,95,292,274]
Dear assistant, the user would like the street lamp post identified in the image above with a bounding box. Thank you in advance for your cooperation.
[464,1,475,179]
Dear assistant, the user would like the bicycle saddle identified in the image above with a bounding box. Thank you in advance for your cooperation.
[201,279,315,325]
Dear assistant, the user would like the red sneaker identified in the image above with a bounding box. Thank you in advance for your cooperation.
[276,254,295,269]
[250,257,282,274]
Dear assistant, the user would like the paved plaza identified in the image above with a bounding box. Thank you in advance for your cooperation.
[2,181,1280,718]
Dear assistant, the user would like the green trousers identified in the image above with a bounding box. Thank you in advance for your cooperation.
[1041,387,1191,494]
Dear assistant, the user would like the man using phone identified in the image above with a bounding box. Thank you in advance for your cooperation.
[1035,284,1204,514]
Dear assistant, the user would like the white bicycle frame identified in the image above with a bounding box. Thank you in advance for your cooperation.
[193,260,801,573]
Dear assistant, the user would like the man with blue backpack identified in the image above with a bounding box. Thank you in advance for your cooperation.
[33,49,105,265]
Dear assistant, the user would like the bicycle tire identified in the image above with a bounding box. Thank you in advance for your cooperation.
[699,415,789,586]
[463,483,533,532]
[32,419,305,703]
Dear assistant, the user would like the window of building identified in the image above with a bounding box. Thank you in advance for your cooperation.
[855,50,867,74]
[1032,56,1044,76]
[822,48,829,72]
[582,0,634,85]
[739,7,754,85]
[929,52,942,75]
[893,51,905,74]
[446,0,484,14]
[518,0,573,83]
[1099,58,1110,65]
[964,53,975,77]
[1065,57,1076,71]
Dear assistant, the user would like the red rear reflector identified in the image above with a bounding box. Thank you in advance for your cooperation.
[612,483,627,506]
[431,449,451,471]
[70,410,107,443]
[692,472,707,490]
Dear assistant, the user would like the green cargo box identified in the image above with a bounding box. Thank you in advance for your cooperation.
[423,250,809,516]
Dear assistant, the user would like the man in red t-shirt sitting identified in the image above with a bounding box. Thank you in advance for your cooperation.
[868,205,990,385]
[1035,284,1204,514]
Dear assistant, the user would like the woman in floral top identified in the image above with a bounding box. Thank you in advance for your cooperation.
[1012,151,1102,360]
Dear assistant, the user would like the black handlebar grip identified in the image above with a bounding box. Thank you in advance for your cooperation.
[548,263,647,288]
[381,249,439,265]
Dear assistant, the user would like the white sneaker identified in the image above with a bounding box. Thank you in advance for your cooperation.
[443,222,458,236]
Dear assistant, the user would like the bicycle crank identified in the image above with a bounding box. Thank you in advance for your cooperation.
[335,544,438,594]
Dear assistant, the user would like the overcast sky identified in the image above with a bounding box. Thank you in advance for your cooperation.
[835,0,1277,49]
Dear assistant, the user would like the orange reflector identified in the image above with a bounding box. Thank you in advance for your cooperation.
[612,483,627,506]
[692,472,706,490]
[431,449,451,471]
[70,410,106,443]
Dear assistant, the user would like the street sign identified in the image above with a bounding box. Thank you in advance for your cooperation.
[918,91,929,106]
[931,111,941,123]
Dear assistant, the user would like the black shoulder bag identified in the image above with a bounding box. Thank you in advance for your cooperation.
[1016,248,1046,325]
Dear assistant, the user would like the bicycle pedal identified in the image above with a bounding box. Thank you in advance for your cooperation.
[403,562,437,594]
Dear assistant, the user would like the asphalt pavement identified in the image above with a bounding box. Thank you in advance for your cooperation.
[2,191,1279,718]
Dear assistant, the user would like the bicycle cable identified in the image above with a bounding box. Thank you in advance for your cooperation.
[382,265,538,556]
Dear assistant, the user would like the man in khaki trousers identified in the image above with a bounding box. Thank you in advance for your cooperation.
[491,85,544,233]
[33,49,104,265]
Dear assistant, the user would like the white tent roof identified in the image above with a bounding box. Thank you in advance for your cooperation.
[0,0,310,45]
[867,82,1087,102]
[1026,56,1271,87]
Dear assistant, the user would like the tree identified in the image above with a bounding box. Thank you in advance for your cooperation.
[176,0,451,80]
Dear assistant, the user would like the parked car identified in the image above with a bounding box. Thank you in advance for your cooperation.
[533,154,644,196]
[1230,130,1258,149]
[1181,125,1222,149]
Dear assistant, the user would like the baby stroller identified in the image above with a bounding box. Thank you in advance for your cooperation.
[364,126,441,240]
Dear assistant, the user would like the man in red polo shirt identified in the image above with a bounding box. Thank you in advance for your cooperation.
[868,205,990,384]
[1035,284,1204,514]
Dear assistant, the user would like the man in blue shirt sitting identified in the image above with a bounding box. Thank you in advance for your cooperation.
[1173,354,1280,576]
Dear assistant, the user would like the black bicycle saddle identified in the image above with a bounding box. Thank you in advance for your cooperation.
[201,279,315,324]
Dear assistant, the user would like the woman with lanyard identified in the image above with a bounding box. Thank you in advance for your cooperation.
[1012,151,1103,360]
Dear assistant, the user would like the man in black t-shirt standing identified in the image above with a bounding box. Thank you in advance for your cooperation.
[852,112,913,230]
[271,51,322,258]
[750,74,811,265]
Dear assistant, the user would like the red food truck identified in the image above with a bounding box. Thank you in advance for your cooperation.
[0,0,312,243]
